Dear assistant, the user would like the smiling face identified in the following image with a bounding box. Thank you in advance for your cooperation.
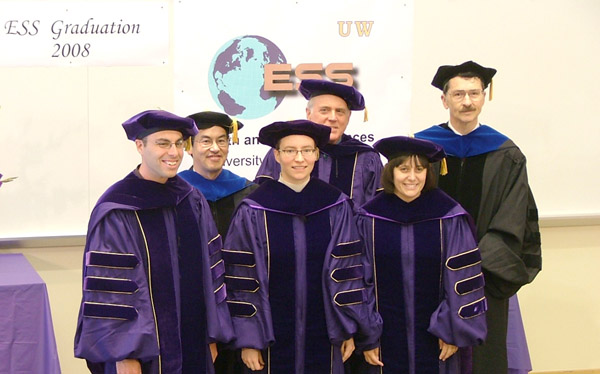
[306,94,351,144]
[393,156,428,202]
[189,126,229,180]
[136,130,184,184]
[442,76,486,133]
[274,134,318,184]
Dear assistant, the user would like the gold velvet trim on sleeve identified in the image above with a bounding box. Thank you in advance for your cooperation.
[208,234,221,246]
[458,296,487,320]
[225,275,260,293]
[333,288,366,307]
[445,247,481,271]
[86,250,139,269]
[84,276,139,294]
[82,301,138,321]
[331,239,362,259]
[221,249,257,267]
[330,264,364,283]
[226,300,258,318]
[454,272,485,296]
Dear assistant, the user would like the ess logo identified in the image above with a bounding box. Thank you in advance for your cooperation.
[208,35,286,120]
[208,35,358,120]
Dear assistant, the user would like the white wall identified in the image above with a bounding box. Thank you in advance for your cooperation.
[410,0,600,219]
[519,225,600,371]
[2,0,599,239]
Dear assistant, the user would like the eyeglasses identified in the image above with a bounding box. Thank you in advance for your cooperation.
[278,148,318,158]
[155,140,185,149]
[195,138,229,148]
[447,89,484,102]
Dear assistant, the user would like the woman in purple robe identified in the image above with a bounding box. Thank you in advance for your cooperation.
[356,136,487,374]
[223,120,382,374]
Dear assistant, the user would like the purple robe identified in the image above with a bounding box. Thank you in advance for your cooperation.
[254,134,383,207]
[507,295,532,374]
[356,189,487,374]
[223,178,382,374]
[74,171,235,374]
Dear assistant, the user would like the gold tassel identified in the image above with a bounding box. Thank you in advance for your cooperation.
[488,79,494,101]
[440,158,448,176]
[232,119,239,144]
[184,137,192,152]
[363,107,369,122]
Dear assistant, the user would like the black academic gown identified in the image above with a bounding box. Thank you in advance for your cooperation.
[416,124,542,374]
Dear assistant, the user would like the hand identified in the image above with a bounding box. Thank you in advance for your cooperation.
[241,348,265,371]
[210,342,218,363]
[340,337,355,362]
[363,347,384,366]
[438,338,458,361]
[116,359,141,374]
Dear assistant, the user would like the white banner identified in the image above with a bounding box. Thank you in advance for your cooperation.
[173,0,414,180]
[0,1,168,66]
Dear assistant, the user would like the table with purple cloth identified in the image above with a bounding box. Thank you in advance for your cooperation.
[0,253,61,374]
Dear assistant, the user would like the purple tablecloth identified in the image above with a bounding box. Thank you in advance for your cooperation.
[0,253,61,374]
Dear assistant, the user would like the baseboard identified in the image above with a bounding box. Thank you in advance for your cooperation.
[531,370,600,374]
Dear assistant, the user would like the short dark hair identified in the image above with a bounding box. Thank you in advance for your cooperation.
[442,72,485,94]
[381,154,436,195]
[190,126,230,143]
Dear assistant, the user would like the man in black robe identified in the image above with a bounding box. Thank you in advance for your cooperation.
[416,61,542,374]
[179,111,258,374]
[179,111,258,240]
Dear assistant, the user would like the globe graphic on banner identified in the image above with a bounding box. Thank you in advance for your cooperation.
[208,35,287,120]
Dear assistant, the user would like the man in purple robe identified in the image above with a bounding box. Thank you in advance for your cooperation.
[74,110,235,374]
[224,120,382,374]
[254,79,383,208]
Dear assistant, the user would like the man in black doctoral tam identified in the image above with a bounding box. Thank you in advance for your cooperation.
[178,111,258,374]
[179,111,258,241]
[416,61,542,374]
